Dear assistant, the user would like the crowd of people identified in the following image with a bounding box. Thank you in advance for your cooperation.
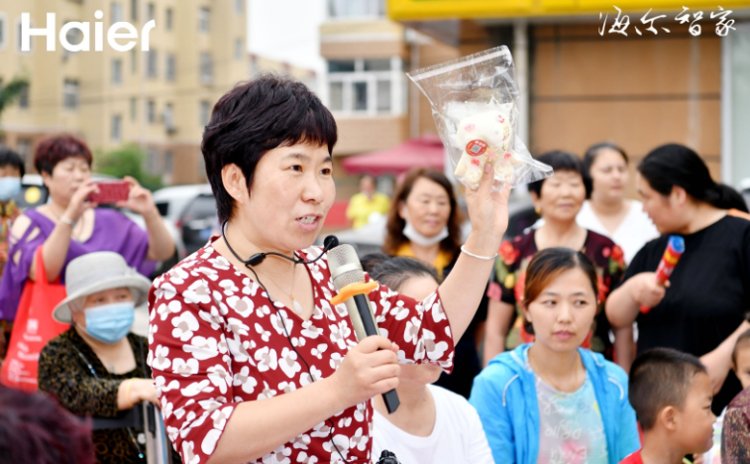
[0,74,748,464]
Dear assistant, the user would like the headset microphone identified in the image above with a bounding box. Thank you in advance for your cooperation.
[221,221,339,267]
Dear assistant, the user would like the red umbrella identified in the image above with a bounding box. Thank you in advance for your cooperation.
[341,135,445,175]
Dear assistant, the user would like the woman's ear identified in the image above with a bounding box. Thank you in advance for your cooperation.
[529,191,540,212]
[398,201,408,220]
[669,185,688,207]
[221,164,248,203]
[521,300,531,324]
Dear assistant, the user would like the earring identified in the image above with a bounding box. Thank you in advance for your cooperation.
[534,206,541,215]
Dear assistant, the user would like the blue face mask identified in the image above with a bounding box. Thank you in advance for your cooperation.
[84,302,135,344]
[0,177,21,202]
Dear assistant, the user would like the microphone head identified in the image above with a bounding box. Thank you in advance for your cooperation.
[327,244,365,291]
[323,235,339,251]
[246,253,266,266]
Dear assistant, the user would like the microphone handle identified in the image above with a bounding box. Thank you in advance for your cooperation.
[352,294,400,414]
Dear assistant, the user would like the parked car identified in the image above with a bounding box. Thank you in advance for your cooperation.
[152,184,217,255]
[178,192,219,254]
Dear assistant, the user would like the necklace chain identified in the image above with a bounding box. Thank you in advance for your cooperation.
[262,262,300,311]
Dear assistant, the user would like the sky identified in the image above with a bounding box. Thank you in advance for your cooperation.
[247,0,326,74]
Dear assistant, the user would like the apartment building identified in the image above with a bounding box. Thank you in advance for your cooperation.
[0,0,247,184]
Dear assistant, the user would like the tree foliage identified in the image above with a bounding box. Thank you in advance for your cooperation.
[95,144,163,191]
[0,77,29,116]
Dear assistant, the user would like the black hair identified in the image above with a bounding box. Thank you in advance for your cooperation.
[638,143,748,212]
[201,74,338,223]
[362,253,439,291]
[628,347,707,431]
[522,247,599,336]
[0,145,25,177]
[528,150,591,198]
[582,142,629,199]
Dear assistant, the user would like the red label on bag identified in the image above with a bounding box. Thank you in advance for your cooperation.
[465,139,488,156]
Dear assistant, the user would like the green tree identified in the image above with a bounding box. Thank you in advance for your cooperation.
[0,77,29,119]
[95,144,163,191]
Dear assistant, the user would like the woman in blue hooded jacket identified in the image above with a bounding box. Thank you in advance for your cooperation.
[470,248,639,464]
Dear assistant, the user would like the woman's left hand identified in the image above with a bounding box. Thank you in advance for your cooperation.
[463,163,512,254]
[117,176,158,218]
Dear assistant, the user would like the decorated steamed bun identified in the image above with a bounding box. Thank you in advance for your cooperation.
[453,109,521,189]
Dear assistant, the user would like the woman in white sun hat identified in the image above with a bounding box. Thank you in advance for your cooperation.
[38,251,160,464]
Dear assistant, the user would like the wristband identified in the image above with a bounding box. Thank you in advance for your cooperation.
[460,245,498,261]
[59,215,76,227]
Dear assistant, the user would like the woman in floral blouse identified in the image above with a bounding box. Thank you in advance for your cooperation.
[483,151,629,368]
[147,75,511,464]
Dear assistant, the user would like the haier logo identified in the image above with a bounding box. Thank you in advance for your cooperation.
[20,10,155,52]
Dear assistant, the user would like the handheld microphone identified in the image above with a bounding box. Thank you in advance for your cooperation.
[327,243,400,414]
[640,235,685,314]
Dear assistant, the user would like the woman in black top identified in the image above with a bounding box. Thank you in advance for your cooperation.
[606,143,750,413]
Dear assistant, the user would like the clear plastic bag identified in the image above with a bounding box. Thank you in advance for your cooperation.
[407,45,552,190]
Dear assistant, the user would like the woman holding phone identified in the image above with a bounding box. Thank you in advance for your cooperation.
[0,134,175,323]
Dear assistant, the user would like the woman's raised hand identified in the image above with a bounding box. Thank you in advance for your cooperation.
[117,176,159,218]
[64,179,98,222]
[331,335,400,407]
[463,162,512,255]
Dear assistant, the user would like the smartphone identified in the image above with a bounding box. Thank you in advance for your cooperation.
[88,180,131,204]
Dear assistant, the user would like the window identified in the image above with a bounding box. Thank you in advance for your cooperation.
[326,57,403,115]
[111,2,123,22]
[63,79,79,109]
[198,6,210,32]
[130,0,138,21]
[328,0,384,18]
[146,49,157,78]
[234,38,243,60]
[200,52,213,85]
[111,114,122,141]
[146,2,155,20]
[164,150,173,173]
[16,137,31,158]
[0,15,6,49]
[18,82,29,109]
[165,53,176,81]
[328,82,343,111]
[16,18,24,52]
[148,101,158,124]
[130,96,137,121]
[163,102,175,132]
[199,100,211,126]
[112,58,122,84]
[165,8,173,30]
[130,48,137,73]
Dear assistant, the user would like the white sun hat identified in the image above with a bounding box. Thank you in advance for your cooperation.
[52,251,152,323]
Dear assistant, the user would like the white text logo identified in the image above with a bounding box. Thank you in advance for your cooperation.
[20,10,156,52]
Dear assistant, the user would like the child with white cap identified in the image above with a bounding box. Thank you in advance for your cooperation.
[38,251,159,463]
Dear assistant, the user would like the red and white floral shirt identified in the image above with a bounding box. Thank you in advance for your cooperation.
[148,239,455,464]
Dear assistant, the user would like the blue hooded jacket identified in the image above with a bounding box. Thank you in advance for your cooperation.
[470,344,640,464]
